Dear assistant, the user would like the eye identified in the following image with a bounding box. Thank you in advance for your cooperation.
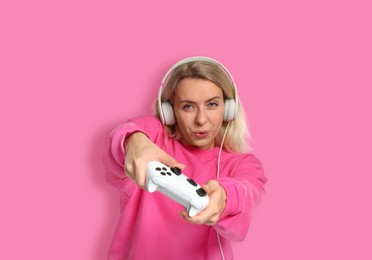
[183,104,194,110]
[208,102,219,108]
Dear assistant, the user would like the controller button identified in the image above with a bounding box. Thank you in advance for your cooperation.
[166,171,172,176]
[160,172,166,176]
[170,167,182,176]
[155,167,161,171]
[187,178,197,187]
[162,167,167,171]
[196,188,206,197]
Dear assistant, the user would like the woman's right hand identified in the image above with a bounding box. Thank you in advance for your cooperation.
[123,132,185,189]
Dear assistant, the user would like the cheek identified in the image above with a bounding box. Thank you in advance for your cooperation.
[175,109,193,124]
[174,112,190,131]
[211,110,224,125]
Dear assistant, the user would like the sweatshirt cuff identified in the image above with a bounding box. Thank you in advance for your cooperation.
[218,177,245,219]
[110,122,147,167]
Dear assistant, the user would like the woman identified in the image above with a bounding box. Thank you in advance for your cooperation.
[103,56,267,259]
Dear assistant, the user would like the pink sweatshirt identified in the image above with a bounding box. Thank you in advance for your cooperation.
[102,116,267,260]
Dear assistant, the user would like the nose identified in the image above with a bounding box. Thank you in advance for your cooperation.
[195,108,207,126]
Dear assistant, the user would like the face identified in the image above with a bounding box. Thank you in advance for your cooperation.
[173,78,225,149]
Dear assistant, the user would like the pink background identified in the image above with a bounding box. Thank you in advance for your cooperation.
[1,0,371,259]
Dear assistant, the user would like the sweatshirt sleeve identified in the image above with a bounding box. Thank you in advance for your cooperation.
[214,154,267,241]
[102,115,163,190]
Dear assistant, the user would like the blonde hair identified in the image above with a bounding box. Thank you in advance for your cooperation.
[154,59,252,153]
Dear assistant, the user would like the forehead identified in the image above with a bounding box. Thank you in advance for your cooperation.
[174,78,223,101]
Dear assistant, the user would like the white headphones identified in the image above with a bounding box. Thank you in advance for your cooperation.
[158,56,239,125]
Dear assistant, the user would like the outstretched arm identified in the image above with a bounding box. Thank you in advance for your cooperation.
[124,132,184,189]
[102,116,184,191]
[180,154,266,242]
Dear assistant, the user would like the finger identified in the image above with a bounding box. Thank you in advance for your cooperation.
[124,163,133,178]
[180,210,202,223]
[185,213,217,226]
[202,180,219,194]
[160,154,185,170]
[126,159,146,189]
[180,206,216,225]
[135,163,147,189]
[136,175,146,190]
[179,210,189,220]
[180,210,205,224]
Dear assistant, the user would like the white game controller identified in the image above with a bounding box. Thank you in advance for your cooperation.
[145,161,209,217]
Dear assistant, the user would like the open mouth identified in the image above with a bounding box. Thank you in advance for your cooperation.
[193,131,209,139]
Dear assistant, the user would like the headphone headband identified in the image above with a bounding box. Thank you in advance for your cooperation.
[160,56,236,89]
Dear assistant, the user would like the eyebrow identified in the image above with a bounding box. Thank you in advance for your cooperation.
[178,96,223,104]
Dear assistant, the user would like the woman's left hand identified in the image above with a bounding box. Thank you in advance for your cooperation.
[180,180,227,225]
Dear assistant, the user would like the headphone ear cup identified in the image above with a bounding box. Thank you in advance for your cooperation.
[224,99,237,122]
[161,102,176,125]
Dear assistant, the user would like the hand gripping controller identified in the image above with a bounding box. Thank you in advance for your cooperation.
[145,161,209,217]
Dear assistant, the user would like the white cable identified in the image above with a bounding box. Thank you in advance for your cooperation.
[217,122,230,179]
[216,122,230,260]
[217,233,225,260]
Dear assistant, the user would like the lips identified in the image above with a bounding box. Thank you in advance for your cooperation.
[193,131,209,139]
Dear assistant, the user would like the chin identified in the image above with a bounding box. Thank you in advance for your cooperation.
[193,141,214,150]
